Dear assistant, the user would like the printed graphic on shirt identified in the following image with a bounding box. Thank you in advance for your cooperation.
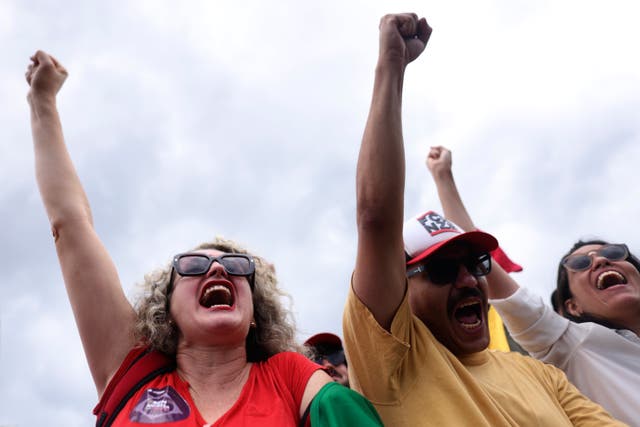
[418,211,458,236]
[129,386,190,423]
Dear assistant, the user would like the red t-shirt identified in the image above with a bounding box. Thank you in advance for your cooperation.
[112,352,320,426]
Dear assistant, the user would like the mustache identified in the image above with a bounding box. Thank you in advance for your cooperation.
[448,287,485,311]
[456,287,484,299]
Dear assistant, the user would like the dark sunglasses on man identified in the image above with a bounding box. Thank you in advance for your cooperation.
[407,253,492,285]
[313,350,346,367]
[562,244,629,272]
[170,253,256,290]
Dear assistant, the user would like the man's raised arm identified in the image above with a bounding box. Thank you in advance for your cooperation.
[354,14,431,330]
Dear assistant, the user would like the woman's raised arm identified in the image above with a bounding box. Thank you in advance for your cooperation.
[27,50,137,396]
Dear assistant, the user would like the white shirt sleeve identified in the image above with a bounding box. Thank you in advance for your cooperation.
[489,287,587,365]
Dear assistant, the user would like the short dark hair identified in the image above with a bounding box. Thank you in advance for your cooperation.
[549,289,562,314]
[555,239,640,329]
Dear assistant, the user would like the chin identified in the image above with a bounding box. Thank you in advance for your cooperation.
[471,337,490,353]
[452,332,490,356]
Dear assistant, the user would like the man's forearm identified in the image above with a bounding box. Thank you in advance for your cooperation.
[356,60,406,228]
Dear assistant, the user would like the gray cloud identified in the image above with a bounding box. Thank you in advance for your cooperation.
[2,0,640,425]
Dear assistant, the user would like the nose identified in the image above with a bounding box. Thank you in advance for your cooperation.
[590,252,612,270]
[453,265,479,289]
[206,260,228,278]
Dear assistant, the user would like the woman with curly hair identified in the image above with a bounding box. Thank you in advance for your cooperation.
[134,237,300,361]
[26,50,381,426]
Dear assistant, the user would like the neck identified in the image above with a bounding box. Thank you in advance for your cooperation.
[623,318,640,336]
[175,342,252,423]
[610,305,640,335]
[625,303,640,335]
[175,342,250,391]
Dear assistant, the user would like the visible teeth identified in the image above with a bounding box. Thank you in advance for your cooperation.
[458,300,479,309]
[454,300,482,328]
[200,284,233,307]
[203,285,230,297]
[460,319,482,329]
[596,271,625,290]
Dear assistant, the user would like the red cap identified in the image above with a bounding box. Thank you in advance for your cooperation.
[304,333,343,348]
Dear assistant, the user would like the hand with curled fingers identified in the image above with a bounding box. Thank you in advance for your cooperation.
[426,146,453,178]
[378,13,432,67]
[26,50,68,104]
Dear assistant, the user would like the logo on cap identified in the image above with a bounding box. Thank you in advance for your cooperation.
[404,210,498,265]
[417,211,459,236]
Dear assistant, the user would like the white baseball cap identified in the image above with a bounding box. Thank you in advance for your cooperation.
[403,210,498,265]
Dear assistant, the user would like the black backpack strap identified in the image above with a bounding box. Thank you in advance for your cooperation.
[94,346,175,427]
[299,400,312,427]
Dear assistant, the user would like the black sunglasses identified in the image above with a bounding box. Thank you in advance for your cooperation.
[313,350,346,366]
[171,253,255,289]
[407,253,492,285]
[562,244,629,272]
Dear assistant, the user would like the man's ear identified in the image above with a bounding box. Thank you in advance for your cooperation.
[564,298,582,317]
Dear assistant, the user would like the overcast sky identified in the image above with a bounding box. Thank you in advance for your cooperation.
[1,0,640,425]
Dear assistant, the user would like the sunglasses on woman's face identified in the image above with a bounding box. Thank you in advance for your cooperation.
[562,244,629,272]
[407,253,492,285]
[172,253,255,288]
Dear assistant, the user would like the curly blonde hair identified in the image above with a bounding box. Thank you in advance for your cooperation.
[134,237,302,361]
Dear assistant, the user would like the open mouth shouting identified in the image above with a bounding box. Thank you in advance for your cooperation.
[448,287,487,337]
[452,296,485,332]
[199,281,235,309]
[596,270,627,290]
[453,298,483,330]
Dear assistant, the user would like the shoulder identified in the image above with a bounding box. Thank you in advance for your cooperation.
[489,350,565,380]
[563,321,640,353]
[257,352,326,414]
[264,351,315,366]
[259,352,321,380]
[344,281,413,340]
[95,346,175,414]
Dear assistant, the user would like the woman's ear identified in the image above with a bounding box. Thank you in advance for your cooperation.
[564,298,582,317]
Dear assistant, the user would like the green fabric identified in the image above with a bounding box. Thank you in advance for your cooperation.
[310,382,384,426]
